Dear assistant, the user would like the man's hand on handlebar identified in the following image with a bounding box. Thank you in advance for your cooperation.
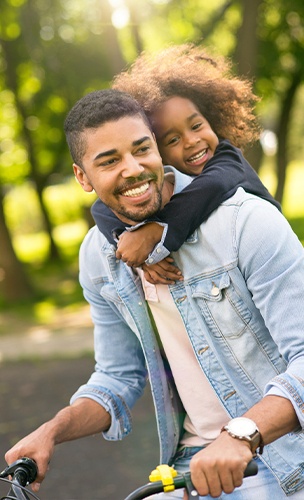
[188,431,253,498]
[5,423,55,493]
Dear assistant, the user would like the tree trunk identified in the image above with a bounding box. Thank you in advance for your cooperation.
[275,70,302,204]
[100,0,127,75]
[234,0,263,79]
[233,0,264,172]
[128,1,144,55]
[0,188,33,302]
[0,37,61,261]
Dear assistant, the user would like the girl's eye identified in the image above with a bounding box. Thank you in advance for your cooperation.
[192,122,203,130]
[167,136,179,146]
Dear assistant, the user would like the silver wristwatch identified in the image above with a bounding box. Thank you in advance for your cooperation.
[221,417,264,455]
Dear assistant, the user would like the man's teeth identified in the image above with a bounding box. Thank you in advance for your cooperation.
[188,149,207,163]
[122,182,149,197]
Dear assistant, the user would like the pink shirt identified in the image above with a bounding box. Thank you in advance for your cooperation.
[140,273,229,447]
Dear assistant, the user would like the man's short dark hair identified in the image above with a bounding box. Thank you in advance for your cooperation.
[64,89,152,167]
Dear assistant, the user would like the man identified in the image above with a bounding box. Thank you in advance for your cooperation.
[5,89,304,499]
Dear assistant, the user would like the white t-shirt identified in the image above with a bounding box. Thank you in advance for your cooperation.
[140,273,229,447]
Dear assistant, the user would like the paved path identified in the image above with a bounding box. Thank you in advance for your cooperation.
[0,310,159,500]
[0,306,94,362]
[0,326,94,362]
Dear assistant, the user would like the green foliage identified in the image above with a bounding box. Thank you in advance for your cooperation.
[4,177,93,234]
[4,184,43,234]
[0,0,121,196]
[289,217,304,245]
[0,90,30,183]
[0,0,303,307]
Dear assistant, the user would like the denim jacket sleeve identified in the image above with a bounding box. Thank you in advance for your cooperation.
[70,235,148,441]
[235,196,304,427]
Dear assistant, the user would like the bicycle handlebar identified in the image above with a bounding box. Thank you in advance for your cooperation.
[124,459,258,500]
[0,458,39,500]
[0,456,258,499]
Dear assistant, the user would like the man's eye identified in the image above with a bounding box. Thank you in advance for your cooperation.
[137,145,150,154]
[100,158,118,167]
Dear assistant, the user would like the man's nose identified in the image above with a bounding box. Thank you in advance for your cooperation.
[121,155,145,177]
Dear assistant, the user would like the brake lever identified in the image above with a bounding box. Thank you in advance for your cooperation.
[183,472,199,497]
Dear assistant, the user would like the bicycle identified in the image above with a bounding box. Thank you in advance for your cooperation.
[0,457,257,500]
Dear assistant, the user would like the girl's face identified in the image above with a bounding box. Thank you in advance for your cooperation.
[150,96,219,176]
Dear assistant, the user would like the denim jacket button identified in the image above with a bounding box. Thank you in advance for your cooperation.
[211,285,220,296]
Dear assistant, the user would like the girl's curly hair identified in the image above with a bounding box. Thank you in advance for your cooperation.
[113,44,260,150]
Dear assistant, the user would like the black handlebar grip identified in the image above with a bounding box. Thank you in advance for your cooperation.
[244,459,258,477]
[0,457,37,485]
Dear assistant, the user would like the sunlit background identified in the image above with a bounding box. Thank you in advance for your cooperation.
[0,0,303,313]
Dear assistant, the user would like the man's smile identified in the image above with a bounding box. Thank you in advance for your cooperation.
[121,182,150,198]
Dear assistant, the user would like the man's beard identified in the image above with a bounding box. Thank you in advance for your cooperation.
[114,189,162,223]
[111,171,163,223]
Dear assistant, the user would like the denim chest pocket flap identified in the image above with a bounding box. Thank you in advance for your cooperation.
[190,272,252,338]
[191,272,230,301]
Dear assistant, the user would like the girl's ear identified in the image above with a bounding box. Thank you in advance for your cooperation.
[73,164,94,192]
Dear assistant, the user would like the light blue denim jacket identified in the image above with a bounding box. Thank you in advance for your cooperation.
[71,167,304,496]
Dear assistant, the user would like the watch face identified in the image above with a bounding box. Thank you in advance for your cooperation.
[228,417,257,436]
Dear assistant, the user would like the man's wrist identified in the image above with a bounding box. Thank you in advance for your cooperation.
[221,417,264,455]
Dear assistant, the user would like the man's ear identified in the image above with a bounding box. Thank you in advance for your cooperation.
[73,164,94,192]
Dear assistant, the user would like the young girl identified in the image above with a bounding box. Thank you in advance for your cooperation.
[91,44,280,283]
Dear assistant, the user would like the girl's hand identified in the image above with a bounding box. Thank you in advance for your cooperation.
[116,223,164,267]
[142,258,183,284]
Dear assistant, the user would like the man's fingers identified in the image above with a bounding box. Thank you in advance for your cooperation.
[31,481,41,492]
[190,457,248,497]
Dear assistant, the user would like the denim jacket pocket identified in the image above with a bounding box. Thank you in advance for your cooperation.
[190,271,252,339]
[93,278,124,305]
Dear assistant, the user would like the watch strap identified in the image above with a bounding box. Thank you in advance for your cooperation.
[221,423,264,455]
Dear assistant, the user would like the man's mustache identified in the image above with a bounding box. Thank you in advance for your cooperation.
[114,173,158,195]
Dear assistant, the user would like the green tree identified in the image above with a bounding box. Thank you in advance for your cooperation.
[0,0,126,259]
[0,188,32,302]
[257,0,304,204]
[0,0,127,301]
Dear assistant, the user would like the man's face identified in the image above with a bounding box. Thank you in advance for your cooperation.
[73,115,164,225]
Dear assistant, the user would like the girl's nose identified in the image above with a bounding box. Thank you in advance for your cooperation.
[184,132,200,148]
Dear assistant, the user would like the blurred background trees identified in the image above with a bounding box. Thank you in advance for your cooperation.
[0,0,303,307]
